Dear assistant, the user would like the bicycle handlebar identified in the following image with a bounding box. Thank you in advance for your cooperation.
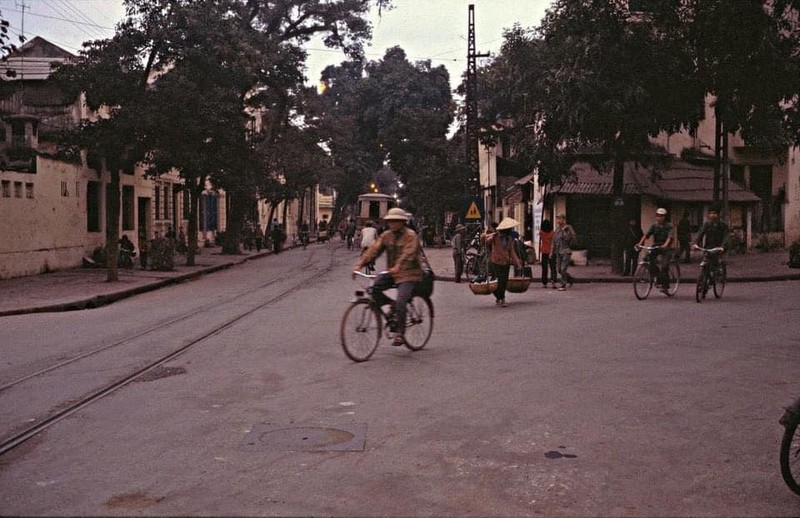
[635,244,662,251]
[352,270,377,279]
[692,245,724,253]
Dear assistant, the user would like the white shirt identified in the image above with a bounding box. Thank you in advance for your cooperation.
[360,227,378,248]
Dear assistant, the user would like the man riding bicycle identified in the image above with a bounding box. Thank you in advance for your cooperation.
[638,207,674,290]
[694,205,730,267]
[353,208,423,347]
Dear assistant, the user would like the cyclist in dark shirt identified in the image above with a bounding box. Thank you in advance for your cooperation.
[638,208,674,288]
[694,205,730,269]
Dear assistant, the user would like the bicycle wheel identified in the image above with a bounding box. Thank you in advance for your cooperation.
[633,263,652,300]
[780,419,800,496]
[463,253,476,282]
[403,296,434,351]
[340,300,381,362]
[665,262,680,297]
[713,263,726,298]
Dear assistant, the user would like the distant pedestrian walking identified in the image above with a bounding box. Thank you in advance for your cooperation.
[553,214,577,290]
[482,218,522,307]
[538,219,556,287]
[452,223,466,283]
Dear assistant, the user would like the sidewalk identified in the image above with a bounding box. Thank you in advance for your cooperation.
[0,244,798,317]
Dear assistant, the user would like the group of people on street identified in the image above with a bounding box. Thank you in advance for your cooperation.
[537,214,577,291]
[346,202,732,350]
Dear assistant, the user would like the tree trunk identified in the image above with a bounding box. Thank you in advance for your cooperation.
[222,189,243,255]
[105,166,121,282]
[722,130,730,224]
[186,179,202,267]
[714,104,723,203]
[297,189,306,230]
[610,157,625,275]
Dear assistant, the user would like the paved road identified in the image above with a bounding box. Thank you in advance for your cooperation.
[0,243,798,516]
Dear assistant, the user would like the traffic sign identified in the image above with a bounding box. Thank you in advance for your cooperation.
[461,196,484,220]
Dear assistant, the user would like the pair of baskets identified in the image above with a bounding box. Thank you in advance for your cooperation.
[468,277,531,295]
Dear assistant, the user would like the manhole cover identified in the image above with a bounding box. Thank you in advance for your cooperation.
[240,424,366,452]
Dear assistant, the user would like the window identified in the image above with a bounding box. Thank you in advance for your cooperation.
[628,0,653,12]
[86,181,101,232]
[122,185,134,231]
[14,181,22,198]
[61,180,69,197]
[75,181,80,197]
[25,182,34,198]
[1,180,9,197]
[730,164,744,186]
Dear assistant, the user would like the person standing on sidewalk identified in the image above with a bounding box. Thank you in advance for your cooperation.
[553,214,577,291]
[538,219,556,288]
[451,223,466,283]
[623,218,644,276]
[678,213,692,264]
[482,218,522,307]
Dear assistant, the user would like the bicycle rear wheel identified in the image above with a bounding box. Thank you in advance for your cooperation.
[340,300,381,362]
[665,262,680,297]
[780,419,800,495]
[403,296,434,351]
[633,264,652,300]
[713,263,726,298]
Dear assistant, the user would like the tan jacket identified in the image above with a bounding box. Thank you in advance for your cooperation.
[482,232,522,269]
[360,227,424,283]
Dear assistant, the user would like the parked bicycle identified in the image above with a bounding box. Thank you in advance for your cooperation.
[692,245,726,303]
[341,271,434,362]
[632,244,680,300]
[779,395,800,496]
[463,247,489,282]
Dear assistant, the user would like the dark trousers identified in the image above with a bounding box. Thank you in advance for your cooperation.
[623,247,638,275]
[492,263,511,301]
[679,238,691,263]
[453,252,464,282]
[139,251,148,269]
[371,274,415,335]
[540,253,557,285]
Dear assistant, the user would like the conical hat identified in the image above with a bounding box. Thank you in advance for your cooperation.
[496,217,519,231]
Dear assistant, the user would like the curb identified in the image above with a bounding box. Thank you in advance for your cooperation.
[0,252,269,318]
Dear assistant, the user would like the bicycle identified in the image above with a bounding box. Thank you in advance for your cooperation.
[632,245,680,300]
[692,245,726,303]
[779,395,800,496]
[463,247,489,282]
[341,271,434,362]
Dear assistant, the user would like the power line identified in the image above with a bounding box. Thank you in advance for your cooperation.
[41,0,98,40]
[2,6,115,30]
[50,0,108,39]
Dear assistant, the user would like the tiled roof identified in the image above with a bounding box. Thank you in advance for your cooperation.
[549,160,760,202]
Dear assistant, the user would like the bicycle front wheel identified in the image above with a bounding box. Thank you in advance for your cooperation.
[713,263,726,298]
[665,262,680,297]
[633,264,652,300]
[340,300,382,362]
[780,418,800,495]
[695,268,708,303]
[403,296,434,351]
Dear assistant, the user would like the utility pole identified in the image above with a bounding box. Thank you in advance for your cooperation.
[465,4,489,196]
[16,0,28,81]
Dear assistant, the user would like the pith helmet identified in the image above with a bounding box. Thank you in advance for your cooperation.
[383,208,408,221]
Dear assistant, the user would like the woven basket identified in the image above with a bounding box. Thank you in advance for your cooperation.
[469,280,498,296]
[506,277,532,293]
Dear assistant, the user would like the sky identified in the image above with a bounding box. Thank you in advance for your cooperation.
[0,0,551,91]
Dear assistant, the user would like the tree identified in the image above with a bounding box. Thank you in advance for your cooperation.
[318,47,458,229]
[682,0,800,218]
[479,1,701,273]
[52,0,392,272]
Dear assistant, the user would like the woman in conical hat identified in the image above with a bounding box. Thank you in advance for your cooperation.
[481,218,522,307]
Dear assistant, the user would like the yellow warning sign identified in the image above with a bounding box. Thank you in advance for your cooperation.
[465,201,482,220]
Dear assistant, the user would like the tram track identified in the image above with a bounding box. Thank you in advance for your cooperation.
[0,245,339,457]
